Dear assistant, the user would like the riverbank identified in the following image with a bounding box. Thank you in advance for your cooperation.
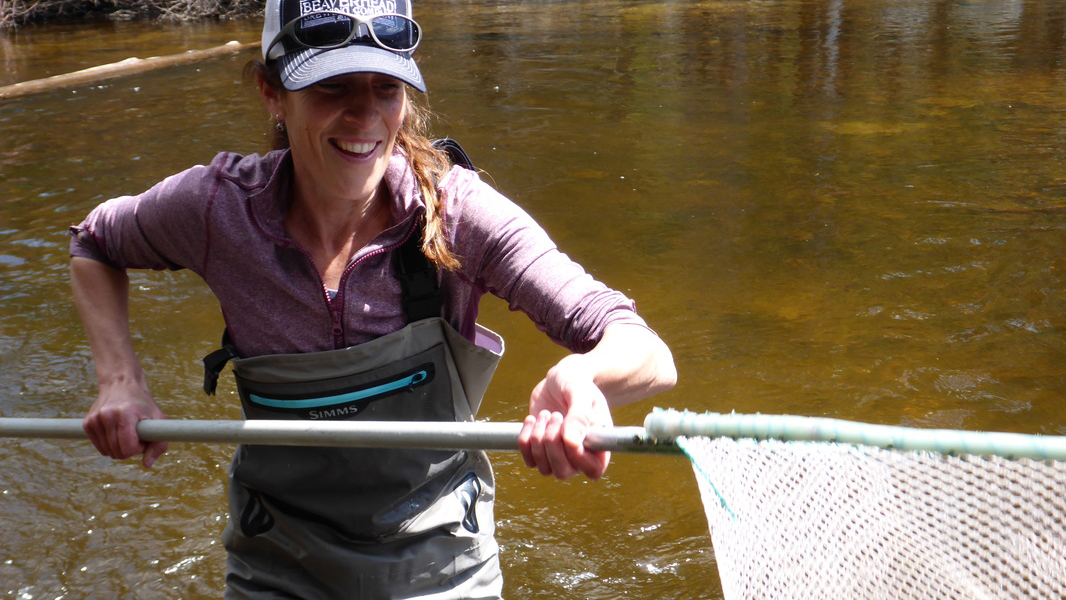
[0,0,262,28]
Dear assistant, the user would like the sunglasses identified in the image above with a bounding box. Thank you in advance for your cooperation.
[266,11,422,58]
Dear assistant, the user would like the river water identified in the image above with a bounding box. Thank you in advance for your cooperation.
[1,0,1064,598]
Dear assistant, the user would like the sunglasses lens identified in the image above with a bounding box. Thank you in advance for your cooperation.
[371,15,420,51]
[295,13,355,48]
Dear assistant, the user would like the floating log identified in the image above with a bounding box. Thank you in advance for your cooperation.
[0,40,260,100]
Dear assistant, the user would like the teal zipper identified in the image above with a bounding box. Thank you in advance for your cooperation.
[249,370,429,409]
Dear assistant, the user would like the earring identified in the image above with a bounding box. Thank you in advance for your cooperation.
[275,120,286,133]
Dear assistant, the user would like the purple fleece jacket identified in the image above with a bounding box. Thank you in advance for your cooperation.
[69,149,647,358]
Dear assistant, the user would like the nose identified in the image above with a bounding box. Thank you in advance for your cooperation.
[342,79,380,125]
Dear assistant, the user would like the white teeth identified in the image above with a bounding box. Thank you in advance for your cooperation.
[336,140,376,154]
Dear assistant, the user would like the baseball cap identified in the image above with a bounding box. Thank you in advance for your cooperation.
[261,0,426,93]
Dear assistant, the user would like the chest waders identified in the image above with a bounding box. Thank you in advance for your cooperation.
[204,142,507,599]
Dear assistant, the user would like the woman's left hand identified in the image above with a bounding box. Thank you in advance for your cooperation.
[518,357,613,480]
[518,323,677,481]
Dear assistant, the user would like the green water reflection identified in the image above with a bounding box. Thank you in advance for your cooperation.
[2,0,1065,598]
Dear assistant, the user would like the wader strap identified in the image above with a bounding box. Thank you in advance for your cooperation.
[395,222,444,323]
[203,330,238,395]
[432,138,475,171]
[395,138,476,323]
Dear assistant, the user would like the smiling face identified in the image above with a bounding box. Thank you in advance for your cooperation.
[260,72,407,208]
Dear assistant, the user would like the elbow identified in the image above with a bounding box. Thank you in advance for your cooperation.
[650,338,678,395]
[639,332,673,398]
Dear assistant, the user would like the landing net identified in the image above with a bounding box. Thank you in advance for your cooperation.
[645,410,1066,600]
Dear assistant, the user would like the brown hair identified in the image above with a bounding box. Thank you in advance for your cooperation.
[245,60,460,271]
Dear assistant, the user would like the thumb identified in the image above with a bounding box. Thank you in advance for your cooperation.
[142,441,168,469]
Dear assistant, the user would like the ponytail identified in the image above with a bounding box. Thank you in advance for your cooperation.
[396,96,461,272]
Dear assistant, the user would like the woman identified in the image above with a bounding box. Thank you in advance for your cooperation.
[69,0,676,596]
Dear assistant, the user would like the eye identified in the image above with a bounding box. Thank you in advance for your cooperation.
[373,80,403,100]
[315,82,346,93]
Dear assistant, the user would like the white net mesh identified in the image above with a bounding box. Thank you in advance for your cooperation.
[678,437,1066,600]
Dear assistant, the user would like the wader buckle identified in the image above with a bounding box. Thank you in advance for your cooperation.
[202,331,237,395]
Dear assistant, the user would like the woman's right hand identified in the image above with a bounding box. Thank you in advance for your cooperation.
[82,378,168,469]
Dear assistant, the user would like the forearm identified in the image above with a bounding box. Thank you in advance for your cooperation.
[71,257,168,467]
[549,322,677,407]
[70,256,145,389]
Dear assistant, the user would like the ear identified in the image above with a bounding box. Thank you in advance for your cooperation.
[256,70,286,123]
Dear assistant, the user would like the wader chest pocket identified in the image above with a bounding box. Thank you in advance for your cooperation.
[236,360,438,421]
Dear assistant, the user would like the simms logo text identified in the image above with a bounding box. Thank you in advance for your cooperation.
[308,405,364,420]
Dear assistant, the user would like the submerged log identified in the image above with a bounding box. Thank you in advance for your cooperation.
[0,40,260,100]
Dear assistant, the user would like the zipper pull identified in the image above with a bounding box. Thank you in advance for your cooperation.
[331,310,344,348]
